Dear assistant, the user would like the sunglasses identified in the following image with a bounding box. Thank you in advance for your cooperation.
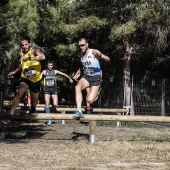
[78,44,86,47]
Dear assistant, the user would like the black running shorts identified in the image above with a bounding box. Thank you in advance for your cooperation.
[82,74,101,87]
[44,86,58,95]
[20,78,41,93]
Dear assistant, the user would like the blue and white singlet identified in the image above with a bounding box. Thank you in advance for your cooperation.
[80,49,100,76]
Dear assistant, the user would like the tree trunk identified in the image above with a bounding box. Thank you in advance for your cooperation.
[123,38,133,115]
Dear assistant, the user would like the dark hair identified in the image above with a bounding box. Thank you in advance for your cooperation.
[21,36,31,43]
[47,60,54,65]
[78,38,88,43]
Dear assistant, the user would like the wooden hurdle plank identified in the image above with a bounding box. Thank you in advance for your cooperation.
[12,105,128,127]
[13,113,170,122]
[23,107,128,113]
[16,106,128,113]
[17,103,128,113]
[12,113,170,144]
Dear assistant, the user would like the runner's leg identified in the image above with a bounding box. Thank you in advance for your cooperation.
[30,91,39,113]
[44,93,51,108]
[86,87,92,114]
[44,93,51,125]
[51,94,58,112]
[52,94,58,106]
[86,86,100,104]
[10,82,28,115]
[75,78,89,109]
[30,91,39,107]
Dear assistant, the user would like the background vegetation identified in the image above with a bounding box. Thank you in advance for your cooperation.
[0,0,170,106]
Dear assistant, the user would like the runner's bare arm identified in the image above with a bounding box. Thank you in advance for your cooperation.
[41,70,46,76]
[73,69,81,81]
[31,48,46,61]
[8,64,22,78]
[55,70,73,83]
[92,49,110,62]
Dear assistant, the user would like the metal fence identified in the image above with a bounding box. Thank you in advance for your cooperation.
[132,78,170,116]
[96,75,170,116]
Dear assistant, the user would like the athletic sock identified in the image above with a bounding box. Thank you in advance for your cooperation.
[76,108,82,112]
[45,107,50,113]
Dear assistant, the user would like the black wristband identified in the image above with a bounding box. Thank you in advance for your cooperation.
[28,57,31,60]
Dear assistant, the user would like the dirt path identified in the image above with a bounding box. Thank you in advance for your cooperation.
[0,120,170,170]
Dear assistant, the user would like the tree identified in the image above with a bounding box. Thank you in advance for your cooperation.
[1,0,169,107]
[0,0,40,95]
[109,0,170,114]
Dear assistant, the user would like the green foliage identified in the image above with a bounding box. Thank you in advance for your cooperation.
[109,21,137,42]
[5,0,39,38]
[0,0,170,104]
[53,43,77,57]
[0,0,40,62]
[77,16,107,31]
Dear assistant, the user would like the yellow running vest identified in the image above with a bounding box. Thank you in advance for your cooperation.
[21,48,42,82]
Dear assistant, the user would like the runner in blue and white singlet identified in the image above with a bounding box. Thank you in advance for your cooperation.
[80,49,100,76]
[73,38,110,118]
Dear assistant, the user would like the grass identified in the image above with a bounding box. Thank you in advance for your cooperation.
[0,120,170,170]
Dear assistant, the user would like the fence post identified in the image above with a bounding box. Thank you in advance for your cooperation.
[89,120,96,144]
[0,125,5,140]
[161,78,165,116]
[116,112,121,126]
[61,111,65,124]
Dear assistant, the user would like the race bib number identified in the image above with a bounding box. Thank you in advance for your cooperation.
[46,78,55,86]
[24,68,36,78]
[83,67,94,74]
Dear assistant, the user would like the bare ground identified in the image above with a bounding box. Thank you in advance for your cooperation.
[0,120,170,170]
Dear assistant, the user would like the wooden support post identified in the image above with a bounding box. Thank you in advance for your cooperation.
[0,125,5,140]
[61,111,65,125]
[89,120,96,144]
[116,112,121,126]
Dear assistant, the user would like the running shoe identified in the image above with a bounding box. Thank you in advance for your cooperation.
[46,120,52,126]
[1,118,12,125]
[73,110,84,118]
[29,106,37,113]
[51,106,57,113]
[1,114,13,125]
[85,107,93,114]
[45,107,50,113]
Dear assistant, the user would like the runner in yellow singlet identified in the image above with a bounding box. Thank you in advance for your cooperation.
[2,36,45,124]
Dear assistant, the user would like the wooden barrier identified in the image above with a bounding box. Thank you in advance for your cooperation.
[12,113,170,143]
[3,104,170,143]
[1,105,128,142]
[13,105,129,125]
[4,103,128,113]
[3,103,129,126]
[13,113,170,122]
[16,103,128,113]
